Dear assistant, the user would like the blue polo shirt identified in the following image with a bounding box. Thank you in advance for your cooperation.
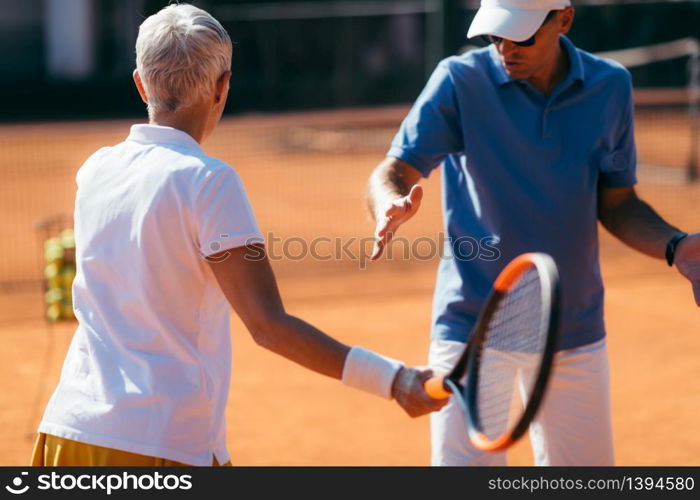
[388,36,637,350]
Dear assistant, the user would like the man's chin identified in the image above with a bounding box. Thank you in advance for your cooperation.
[503,66,530,80]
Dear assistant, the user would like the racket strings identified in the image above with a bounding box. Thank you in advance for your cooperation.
[475,267,547,441]
[486,269,543,352]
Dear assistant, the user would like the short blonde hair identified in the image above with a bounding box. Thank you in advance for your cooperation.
[135,3,232,114]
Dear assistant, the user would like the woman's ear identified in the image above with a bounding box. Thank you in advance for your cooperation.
[133,70,149,105]
[214,71,232,104]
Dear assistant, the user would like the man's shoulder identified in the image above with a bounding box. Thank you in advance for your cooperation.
[429,47,496,92]
[576,45,632,88]
[439,46,494,74]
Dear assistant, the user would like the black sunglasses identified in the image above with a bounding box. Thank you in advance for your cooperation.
[481,10,558,48]
[481,33,536,47]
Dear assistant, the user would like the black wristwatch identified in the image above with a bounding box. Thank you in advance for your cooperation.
[665,232,689,267]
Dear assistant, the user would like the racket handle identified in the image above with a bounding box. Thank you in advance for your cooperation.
[424,376,451,399]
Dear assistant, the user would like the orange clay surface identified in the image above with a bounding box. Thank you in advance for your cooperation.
[0,111,698,465]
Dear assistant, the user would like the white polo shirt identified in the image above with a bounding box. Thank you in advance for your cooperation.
[39,124,264,466]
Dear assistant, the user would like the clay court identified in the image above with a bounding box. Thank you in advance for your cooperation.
[0,106,698,466]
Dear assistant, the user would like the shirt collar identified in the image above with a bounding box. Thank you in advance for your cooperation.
[126,124,203,154]
[488,35,585,88]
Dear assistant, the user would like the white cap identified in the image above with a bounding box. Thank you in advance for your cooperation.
[467,0,571,42]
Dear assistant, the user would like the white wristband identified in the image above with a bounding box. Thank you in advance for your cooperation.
[341,346,404,400]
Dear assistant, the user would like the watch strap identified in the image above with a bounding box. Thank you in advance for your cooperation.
[666,232,689,267]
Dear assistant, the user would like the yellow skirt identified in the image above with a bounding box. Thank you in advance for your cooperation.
[31,433,232,467]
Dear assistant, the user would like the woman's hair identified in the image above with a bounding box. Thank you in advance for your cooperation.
[135,3,232,114]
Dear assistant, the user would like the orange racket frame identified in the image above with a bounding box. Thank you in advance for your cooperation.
[424,252,560,452]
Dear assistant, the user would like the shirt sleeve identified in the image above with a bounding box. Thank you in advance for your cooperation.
[194,165,264,258]
[598,71,638,188]
[387,59,464,177]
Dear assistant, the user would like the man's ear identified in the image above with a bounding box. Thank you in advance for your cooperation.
[559,7,574,34]
[133,70,149,105]
[214,71,232,104]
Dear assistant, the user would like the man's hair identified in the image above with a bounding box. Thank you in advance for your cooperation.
[135,3,232,114]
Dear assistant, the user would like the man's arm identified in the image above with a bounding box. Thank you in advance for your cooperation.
[207,244,447,416]
[598,185,700,305]
[598,186,681,258]
[366,157,424,260]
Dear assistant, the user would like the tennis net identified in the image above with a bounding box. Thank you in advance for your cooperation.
[0,41,697,295]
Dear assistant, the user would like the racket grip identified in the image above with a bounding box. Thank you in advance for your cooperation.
[424,376,451,399]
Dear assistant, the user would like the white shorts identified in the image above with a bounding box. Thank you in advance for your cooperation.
[428,337,614,466]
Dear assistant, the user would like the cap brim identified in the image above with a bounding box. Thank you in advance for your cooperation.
[467,7,549,42]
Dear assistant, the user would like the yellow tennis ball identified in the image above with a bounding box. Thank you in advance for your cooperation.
[45,288,64,305]
[44,245,64,263]
[60,229,75,249]
[44,237,60,251]
[44,262,60,280]
[46,303,61,322]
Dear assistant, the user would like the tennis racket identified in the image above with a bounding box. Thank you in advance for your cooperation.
[425,252,560,452]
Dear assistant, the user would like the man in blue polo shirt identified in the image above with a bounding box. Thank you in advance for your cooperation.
[367,0,700,465]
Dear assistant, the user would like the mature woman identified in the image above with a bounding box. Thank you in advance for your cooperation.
[32,3,444,467]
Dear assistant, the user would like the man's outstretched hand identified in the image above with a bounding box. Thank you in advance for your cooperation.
[371,184,423,260]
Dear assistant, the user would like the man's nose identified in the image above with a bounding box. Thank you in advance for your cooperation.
[495,39,519,56]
